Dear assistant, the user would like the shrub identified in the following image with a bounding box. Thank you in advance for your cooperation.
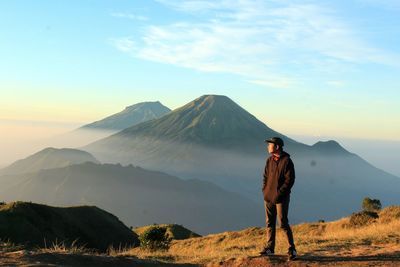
[362,197,382,212]
[348,211,378,228]
[138,226,171,251]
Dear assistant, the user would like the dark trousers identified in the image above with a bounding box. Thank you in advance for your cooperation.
[264,195,295,251]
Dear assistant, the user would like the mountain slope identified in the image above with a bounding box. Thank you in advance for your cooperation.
[0,147,99,175]
[96,95,302,151]
[0,162,262,235]
[80,101,171,131]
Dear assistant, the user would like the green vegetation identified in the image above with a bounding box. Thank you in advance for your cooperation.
[362,197,382,212]
[138,225,172,251]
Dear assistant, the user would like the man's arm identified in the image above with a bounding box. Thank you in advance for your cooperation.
[276,159,295,200]
[262,159,269,191]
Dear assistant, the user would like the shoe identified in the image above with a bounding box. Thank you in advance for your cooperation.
[287,248,297,261]
[259,247,274,256]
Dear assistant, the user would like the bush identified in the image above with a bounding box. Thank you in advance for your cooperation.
[138,226,171,251]
[348,211,378,228]
[362,197,382,212]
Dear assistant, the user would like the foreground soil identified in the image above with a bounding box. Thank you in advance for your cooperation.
[0,250,197,267]
[1,243,399,267]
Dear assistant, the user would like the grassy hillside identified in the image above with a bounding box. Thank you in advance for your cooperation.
[123,206,400,265]
[0,201,138,251]
[134,224,201,240]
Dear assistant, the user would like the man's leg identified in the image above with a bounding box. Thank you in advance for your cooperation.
[276,195,295,250]
[264,200,277,251]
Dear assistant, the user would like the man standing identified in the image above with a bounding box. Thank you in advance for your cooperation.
[259,137,297,261]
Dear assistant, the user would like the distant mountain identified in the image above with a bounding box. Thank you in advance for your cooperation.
[311,140,353,156]
[0,147,99,175]
[82,94,400,224]
[0,201,138,251]
[79,101,171,131]
[0,162,262,234]
[41,101,172,149]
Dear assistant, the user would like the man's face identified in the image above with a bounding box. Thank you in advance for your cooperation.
[267,142,278,154]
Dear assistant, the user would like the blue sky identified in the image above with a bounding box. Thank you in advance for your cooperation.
[0,1,399,155]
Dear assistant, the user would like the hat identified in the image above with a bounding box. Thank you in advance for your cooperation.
[265,137,284,147]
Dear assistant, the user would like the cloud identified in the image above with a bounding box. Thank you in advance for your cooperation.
[357,0,400,10]
[111,12,148,21]
[111,0,400,88]
[110,37,136,53]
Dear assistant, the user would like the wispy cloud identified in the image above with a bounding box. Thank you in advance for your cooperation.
[111,12,148,21]
[111,0,400,88]
[110,37,136,53]
[358,0,400,10]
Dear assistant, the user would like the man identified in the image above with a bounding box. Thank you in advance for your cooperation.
[259,137,297,261]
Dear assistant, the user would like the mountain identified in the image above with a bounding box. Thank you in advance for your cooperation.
[91,95,303,151]
[79,101,171,131]
[0,201,138,251]
[40,101,171,150]
[0,147,99,175]
[82,95,308,191]
[0,162,262,235]
[82,94,400,224]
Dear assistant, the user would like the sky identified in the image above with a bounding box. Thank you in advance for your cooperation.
[0,1,399,174]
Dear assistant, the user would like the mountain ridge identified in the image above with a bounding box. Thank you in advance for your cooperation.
[80,101,171,131]
[0,147,99,175]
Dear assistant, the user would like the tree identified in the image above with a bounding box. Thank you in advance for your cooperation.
[362,197,382,212]
[138,226,171,251]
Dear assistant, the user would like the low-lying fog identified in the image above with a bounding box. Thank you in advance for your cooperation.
[1,120,400,179]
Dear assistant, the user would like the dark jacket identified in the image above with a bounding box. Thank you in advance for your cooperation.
[262,151,295,203]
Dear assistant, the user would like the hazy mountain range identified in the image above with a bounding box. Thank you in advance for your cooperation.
[83,95,400,222]
[1,94,399,233]
[0,152,261,234]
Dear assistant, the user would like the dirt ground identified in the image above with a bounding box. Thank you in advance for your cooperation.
[0,250,197,267]
[1,248,400,267]
[207,243,400,267]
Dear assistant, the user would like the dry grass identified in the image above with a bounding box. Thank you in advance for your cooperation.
[39,239,93,254]
[0,238,25,253]
[118,206,400,265]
